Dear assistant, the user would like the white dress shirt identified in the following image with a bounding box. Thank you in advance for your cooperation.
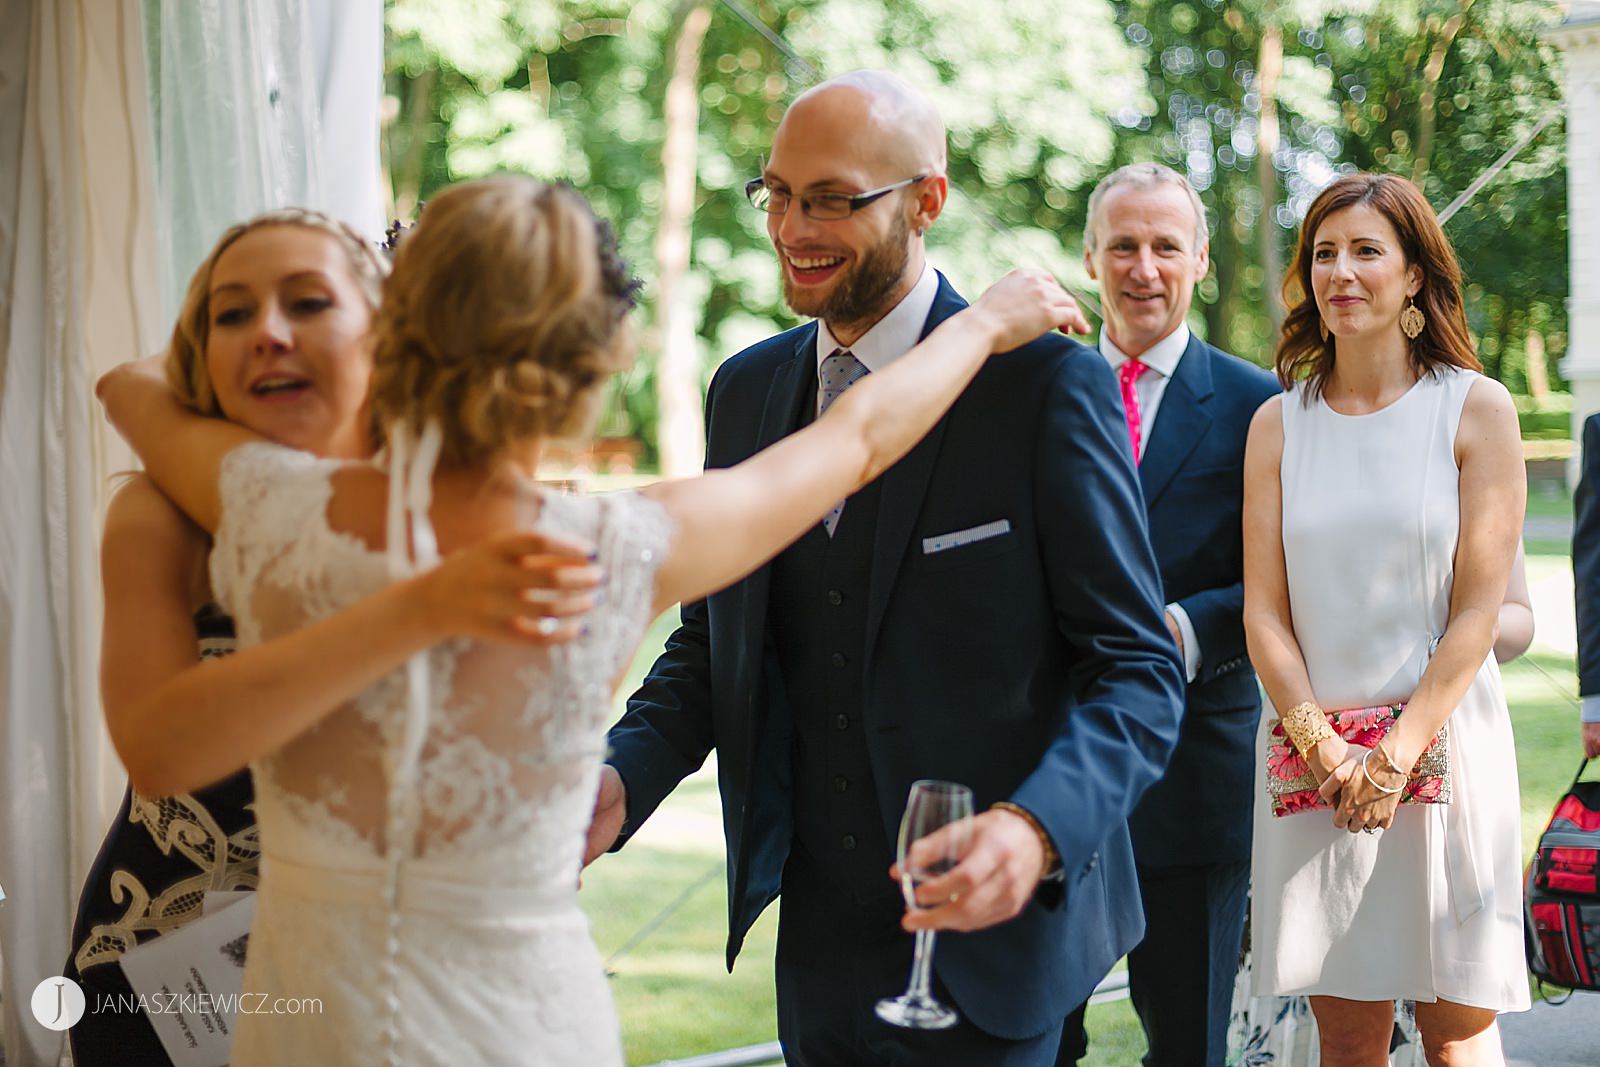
[814,262,939,415]
[1100,323,1202,684]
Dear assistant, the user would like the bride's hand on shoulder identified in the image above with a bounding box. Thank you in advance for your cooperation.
[410,531,603,646]
[968,270,1092,353]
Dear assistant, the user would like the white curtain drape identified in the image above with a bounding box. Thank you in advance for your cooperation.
[1,1,157,1062]
[306,0,387,244]
[149,0,385,318]
[0,2,382,1063]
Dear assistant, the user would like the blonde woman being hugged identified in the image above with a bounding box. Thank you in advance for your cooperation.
[97,176,1083,1066]
[1242,172,1528,1065]
[73,211,595,1067]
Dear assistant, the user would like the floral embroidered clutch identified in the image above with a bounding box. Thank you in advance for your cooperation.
[1266,702,1451,817]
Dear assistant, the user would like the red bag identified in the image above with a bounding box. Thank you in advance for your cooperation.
[1524,760,1600,993]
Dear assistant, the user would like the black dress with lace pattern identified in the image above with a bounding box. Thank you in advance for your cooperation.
[63,604,258,1066]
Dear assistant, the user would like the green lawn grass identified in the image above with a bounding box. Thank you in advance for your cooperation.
[583,540,1592,1065]
[1526,481,1574,521]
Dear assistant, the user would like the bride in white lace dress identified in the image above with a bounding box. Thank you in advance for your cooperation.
[98,176,1085,1066]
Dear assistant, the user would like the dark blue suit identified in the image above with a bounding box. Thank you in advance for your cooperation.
[1064,335,1279,1067]
[608,276,1186,1063]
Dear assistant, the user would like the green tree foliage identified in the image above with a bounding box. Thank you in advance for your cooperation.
[1110,0,1566,374]
[385,0,1149,460]
[383,0,1570,461]
[1320,0,1568,390]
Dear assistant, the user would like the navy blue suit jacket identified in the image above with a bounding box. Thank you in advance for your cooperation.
[607,276,1185,1040]
[1126,336,1281,868]
[1573,413,1600,699]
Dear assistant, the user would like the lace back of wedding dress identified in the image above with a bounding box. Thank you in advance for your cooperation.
[211,439,671,1065]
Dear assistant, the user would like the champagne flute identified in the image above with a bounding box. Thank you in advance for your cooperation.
[874,779,974,1030]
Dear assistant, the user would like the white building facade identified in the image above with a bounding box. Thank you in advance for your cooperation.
[1551,2,1600,458]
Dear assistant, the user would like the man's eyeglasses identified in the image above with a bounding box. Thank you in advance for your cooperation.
[744,175,927,220]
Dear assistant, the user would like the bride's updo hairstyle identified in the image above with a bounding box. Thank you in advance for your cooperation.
[370,176,640,466]
[166,208,388,414]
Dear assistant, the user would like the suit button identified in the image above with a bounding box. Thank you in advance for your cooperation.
[833,776,850,793]
[830,652,847,668]
[834,714,850,731]
[841,834,858,850]
[827,589,843,606]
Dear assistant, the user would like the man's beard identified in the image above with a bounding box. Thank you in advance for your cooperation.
[780,215,912,330]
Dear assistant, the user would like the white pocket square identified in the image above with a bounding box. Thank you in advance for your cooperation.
[921,519,1012,555]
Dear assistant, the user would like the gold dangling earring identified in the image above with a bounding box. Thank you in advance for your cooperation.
[1400,298,1426,340]
[1319,319,1329,342]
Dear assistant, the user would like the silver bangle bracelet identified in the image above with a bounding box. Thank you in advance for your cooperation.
[1361,746,1406,796]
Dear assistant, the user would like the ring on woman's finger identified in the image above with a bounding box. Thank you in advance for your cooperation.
[536,616,560,636]
[1362,826,1377,835]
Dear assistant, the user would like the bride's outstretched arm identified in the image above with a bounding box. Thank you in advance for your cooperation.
[102,475,600,796]
[643,270,1086,614]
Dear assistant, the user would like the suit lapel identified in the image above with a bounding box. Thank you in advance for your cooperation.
[1138,334,1214,508]
[738,329,816,670]
[864,279,965,664]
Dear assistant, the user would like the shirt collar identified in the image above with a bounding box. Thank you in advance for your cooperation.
[815,262,939,373]
[1099,322,1191,380]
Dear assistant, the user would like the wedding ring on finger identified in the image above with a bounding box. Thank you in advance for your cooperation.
[536,616,560,637]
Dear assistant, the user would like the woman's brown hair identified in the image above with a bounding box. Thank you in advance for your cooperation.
[369,176,639,466]
[165,208,388,415]
[1275,172,1479,397]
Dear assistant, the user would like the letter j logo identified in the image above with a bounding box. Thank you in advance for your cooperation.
[31,976,87,1030]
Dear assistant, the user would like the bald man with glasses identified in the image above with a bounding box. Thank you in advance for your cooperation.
[590,71,1184,1065]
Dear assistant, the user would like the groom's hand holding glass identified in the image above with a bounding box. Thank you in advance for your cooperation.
[892,804,1056,933]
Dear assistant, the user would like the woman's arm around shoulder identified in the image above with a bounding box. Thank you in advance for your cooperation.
[97,356,262,532]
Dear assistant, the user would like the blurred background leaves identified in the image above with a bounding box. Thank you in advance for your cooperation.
[381,0,1569,471]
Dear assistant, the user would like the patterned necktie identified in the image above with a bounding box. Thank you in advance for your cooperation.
[1117,357,1150,465]
[819,349,869,535]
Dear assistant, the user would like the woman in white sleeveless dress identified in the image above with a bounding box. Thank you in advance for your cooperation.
[1242,173,1528,1064]
[97,176,1085,1066]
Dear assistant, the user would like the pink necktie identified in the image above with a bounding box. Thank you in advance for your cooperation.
[1118,358,1150,464]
